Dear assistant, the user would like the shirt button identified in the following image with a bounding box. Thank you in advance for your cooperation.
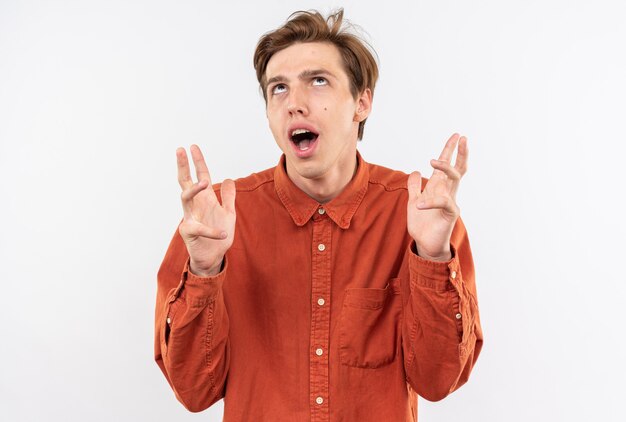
[317,298,325,306]
[455,313,462,320]
[316,396,324,405]
[451,270,457,279]
[166,317,171,324]
[318,208,326,215]
[318,243,326,252]
[315,348,323,356]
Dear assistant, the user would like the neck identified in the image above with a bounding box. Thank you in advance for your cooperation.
[286,153,358,204]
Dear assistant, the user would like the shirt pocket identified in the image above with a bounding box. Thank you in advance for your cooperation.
[339,278,402,369]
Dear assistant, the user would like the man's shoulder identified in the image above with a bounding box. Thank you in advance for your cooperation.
[366,161,410,192]
[212,165,276,194]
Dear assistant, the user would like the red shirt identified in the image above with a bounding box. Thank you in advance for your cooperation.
[154,152,483,421]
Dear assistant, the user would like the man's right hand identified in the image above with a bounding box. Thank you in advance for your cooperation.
[177,144,236,277]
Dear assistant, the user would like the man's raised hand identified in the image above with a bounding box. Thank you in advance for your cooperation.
[407,133,468,262]
[177,144,236,277]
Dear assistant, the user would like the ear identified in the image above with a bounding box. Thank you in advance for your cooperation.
[353,88,373,123]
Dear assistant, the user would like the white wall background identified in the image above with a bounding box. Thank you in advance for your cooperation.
[1,0,625,421]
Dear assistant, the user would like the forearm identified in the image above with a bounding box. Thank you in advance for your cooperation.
[161,270,230,412]
[402,219,483,401]
[154,232,230,412]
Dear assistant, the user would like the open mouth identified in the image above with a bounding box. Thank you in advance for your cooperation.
[290,128,319,151]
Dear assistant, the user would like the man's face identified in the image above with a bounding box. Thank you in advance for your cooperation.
[265,42,371,183]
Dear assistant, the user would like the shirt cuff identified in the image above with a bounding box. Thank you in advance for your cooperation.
[178,257,228,305]
[408,242,461,292]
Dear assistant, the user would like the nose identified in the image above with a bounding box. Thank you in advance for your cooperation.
[286,87,308,116]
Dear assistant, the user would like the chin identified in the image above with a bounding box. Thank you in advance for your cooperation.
[293,161,327,180]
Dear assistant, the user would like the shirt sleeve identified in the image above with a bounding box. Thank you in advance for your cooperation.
[154,229,230,412]
[402,216,483,402]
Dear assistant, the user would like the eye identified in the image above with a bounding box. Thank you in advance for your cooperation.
[312,77,328,86]
[271,84,287,95]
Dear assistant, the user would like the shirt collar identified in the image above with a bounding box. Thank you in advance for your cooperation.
[274,151,370,229]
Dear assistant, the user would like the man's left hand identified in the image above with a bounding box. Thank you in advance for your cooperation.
[407,133,468,262]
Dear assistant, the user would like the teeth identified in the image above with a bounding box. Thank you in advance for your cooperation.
[292,128,311,136]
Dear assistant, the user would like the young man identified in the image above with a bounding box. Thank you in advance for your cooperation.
[155,9,483,421]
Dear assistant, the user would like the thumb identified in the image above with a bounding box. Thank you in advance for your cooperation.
[221,179,236,214]
[407,171,422,203]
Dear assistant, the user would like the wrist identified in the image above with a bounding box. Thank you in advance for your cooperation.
[419,252,451,262]
[413,243,452,262]
[189,257,224,277]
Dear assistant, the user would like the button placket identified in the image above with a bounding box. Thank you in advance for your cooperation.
[310,215,332,420]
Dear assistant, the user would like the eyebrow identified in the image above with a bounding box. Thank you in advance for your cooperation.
[266,69,336,87]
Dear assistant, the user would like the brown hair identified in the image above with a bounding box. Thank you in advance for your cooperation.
[253,9,379,140]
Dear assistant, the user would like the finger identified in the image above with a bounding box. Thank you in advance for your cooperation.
[181,179,209,202]
[437,133,461,163]
[430,159,461,181]
[407,171,422,203]
[180,220,228,240]
[180,180,209,217]
[190,144,213,185]
[221,179,237,214]
[176,147,193,190]
[416,196,459,215]
[453,136,469,176]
